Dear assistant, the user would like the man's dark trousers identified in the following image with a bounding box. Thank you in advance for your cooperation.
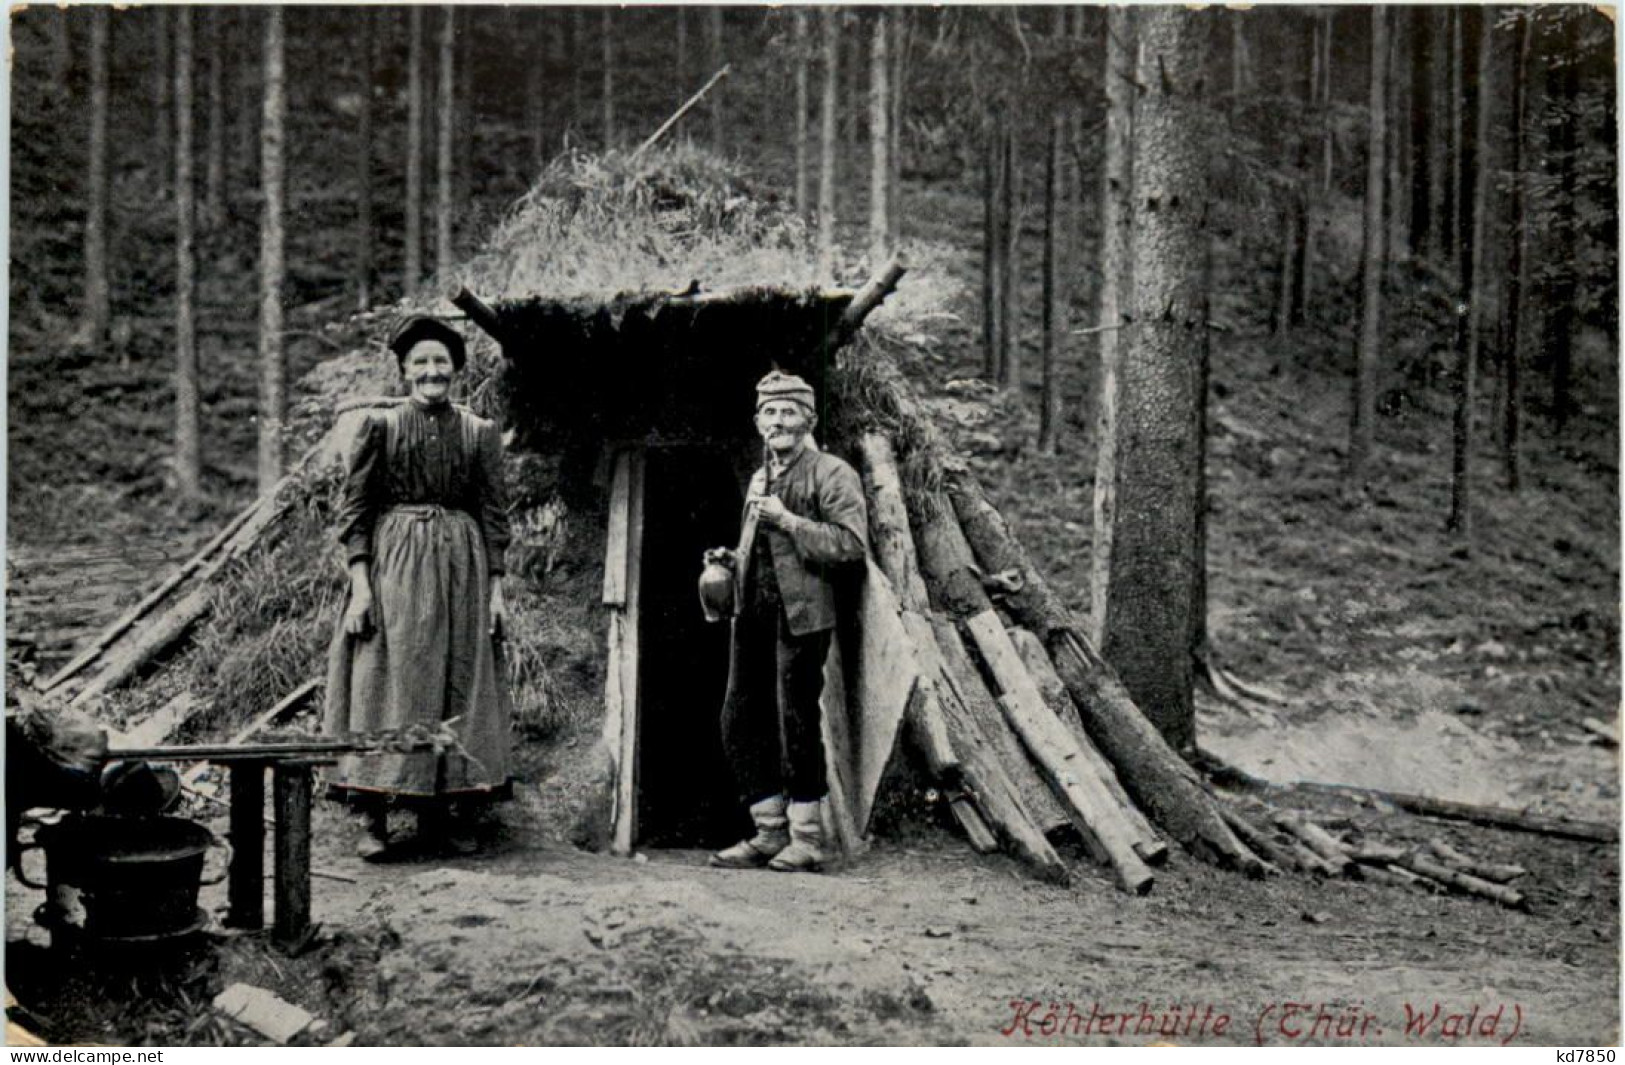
[720,563,830,805]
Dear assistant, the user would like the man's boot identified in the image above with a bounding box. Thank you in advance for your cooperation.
[709,795,789,868]
[768,801,824,873]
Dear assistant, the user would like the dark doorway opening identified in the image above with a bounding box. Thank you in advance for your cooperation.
[634,444,758,849]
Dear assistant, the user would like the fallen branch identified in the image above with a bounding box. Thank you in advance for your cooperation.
[1299,783,1618,844]
[1272,812,1358,879]
[1426,838,1529,884]
[1218,806,1298,873]
[1399,852,1529,910]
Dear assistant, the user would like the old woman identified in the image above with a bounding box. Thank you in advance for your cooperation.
[324,315,513,859]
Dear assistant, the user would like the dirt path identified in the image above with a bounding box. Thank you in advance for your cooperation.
[81,785,1599,1049]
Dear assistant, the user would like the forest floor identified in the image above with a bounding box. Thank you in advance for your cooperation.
[6,72,1620,1050]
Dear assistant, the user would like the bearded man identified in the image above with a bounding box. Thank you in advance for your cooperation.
[706,371,868,873]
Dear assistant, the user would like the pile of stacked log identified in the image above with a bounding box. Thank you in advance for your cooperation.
[821,260,1598,903]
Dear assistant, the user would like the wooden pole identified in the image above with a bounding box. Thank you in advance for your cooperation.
[226,761,267,930]
[631,65,731,161]
[272,762,313,948]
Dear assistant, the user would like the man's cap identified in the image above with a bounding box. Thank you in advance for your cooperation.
[388,315,467,371]
[755,370,816,413]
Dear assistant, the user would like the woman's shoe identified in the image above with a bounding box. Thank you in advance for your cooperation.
[353,809,391,861]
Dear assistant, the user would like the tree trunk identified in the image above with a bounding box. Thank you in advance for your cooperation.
[1038,111,1063,453]
[1319,10,1333,194]
[204,9,226,227]
[868,12,890,266]
[234,10,259,188]
[1429,7,1451,262]
[527,13,547,170]
[154,8,172,194]
[793,9,809,217]
[1089,6,1134,647]
[357,13,375,310]
[708,8,725,155]
[174,7,199,502]
[405,7,424,290]
[83,7,110,350]
[888,10,906,249]
[1449,9,1493,542]
[1447,8,1465,270]
[257,8,286,494]
[982,121,1003,379]
[459,13,474,208]
[1349,7,1387,484]
[1408,6,1431,254]
[436,7,455,281]
[997,124,1019,391]
[1386,18,1407,269]
[1546,12,1579,434]
[1230,13,1249,100]
[569,10,583,129]
[675,8,688,103]
[49,7,72,90]
[1501,12,1531,491]
[601,8,615,148]
[1093,6,1205,751]
[817,10,839,281]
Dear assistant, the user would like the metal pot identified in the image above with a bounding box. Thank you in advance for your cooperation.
[16,814,228,941]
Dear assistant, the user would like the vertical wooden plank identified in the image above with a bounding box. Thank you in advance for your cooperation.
[272,762,313,947]
[602,450,632,606]
[611,450,645,856]
[818,636,862,858]
[226,761,265,930]
[850,562,922,833]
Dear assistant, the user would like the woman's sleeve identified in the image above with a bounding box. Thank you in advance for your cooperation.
[476,420,512,576]
[336,415,384,567]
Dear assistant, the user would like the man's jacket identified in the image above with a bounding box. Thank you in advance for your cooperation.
[743,445,868,635]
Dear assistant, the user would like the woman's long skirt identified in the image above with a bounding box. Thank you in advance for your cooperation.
[324,506,512,803]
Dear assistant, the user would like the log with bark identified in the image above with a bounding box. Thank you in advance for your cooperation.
[1425,838,1528,884]
[929,615,1072,844]
[914,489,1160,893]
[1400,852,1529,910]
[856,433,1064,880]
[974,617,1155,894]
[61,479,307,708]
[933,459,1262,874]
[1011,626,1169,866]
[1272,812,1358,879]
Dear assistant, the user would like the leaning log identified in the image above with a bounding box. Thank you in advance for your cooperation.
[1012,626,1168,866]
[914,504,1072,840]
[858,432,1027,861]
[824,256,907,354]
[42,500,260,694]
[66,481,304,708]
[969,614,1154,895]
[938,463,1260,873]
[924,618,1069,882]
[930,616,1072,843]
